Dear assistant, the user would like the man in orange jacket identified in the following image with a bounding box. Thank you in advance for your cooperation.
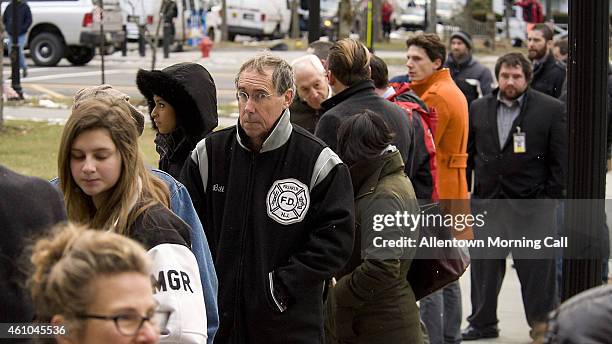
[404,33,470,344]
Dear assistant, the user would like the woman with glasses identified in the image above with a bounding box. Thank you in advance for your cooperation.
[28,222,159,343]
[57,96,207,343]
[136,63,218,180]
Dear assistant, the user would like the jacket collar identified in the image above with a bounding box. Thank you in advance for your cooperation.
[446,53,473,68]
[321,79,376,112]
[533,53,555,77]
[409,68,453,96]
[236,108,293,153]
[349,149,405,199]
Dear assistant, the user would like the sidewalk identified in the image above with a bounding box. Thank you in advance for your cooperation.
[458,263,532,344]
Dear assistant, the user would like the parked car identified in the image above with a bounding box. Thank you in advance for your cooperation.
[1,0,125,67]
[399,5,426,30]
[225,0,291,41]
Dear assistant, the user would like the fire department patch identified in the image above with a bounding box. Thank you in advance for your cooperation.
[266,178,310,225]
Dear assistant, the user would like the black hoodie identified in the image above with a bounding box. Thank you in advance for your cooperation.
[137,63,218,179]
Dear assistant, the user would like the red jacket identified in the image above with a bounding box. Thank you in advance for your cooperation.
[515,0,544,23]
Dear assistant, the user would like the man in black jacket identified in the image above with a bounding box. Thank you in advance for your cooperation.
[0,165,66,330]
[445,31,494,98]
[315,38,414,176]
[181,53,354,344]
[463,52,566,341]
[2,0,32,77]
[527,23,566,98]
[288,54,332,133]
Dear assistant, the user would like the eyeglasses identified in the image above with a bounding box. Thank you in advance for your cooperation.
[236,90,273,104]
[76,310,169,336]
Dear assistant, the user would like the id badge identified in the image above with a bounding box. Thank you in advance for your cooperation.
[513,127,526,153]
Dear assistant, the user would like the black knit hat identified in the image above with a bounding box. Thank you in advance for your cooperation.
[136,63,218,140]
[450,31,473,50]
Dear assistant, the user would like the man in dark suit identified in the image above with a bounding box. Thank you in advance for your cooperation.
[462,52,566,341]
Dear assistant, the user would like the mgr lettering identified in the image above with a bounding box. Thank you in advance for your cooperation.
[151,270,194,293]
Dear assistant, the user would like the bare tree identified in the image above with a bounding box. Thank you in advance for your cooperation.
[338,0,353,39]
[463,0,474,36]
[427,0,437,33]
[373,0,382,42]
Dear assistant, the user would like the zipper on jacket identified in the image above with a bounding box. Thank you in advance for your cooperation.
[232,153,256,335]
[268,272,287,313]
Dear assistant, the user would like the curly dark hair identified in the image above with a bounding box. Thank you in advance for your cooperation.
[406,33,446,68]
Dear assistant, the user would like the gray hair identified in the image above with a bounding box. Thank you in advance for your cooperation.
[235,53,295,95]
[291,54,326,76]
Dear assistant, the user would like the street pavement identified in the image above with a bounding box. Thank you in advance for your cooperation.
[2,46,481,103]
[6,47,412,103]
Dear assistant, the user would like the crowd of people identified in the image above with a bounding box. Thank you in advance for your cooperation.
[1,24,611,344]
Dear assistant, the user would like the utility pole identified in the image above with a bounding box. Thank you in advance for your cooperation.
[0,12,4,128]
[10,0,23,99]
[563,0,609,301]
[221,0,228,41]
[504,0,511,39]
[365,0,373,51]
[98,0,106,84]
[177,0,185,52]
[546,0,553,22]
[307,0,320,43]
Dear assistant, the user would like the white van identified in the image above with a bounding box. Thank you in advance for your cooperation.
[225,0,290,41]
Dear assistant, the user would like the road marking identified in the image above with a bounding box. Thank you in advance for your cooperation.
[27,84,68,99]
[21,69,128,82]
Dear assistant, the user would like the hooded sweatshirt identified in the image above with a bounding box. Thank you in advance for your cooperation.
[137,63,218,180]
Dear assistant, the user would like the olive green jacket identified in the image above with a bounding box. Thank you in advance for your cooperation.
[325,149,422,343]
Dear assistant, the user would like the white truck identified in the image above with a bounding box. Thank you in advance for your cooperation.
[225,0,290,41]
[2,0,125,66]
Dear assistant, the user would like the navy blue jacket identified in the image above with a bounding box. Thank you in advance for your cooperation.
[3,2,32,36]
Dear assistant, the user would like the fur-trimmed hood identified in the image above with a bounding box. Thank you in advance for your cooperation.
[136,63,218,141]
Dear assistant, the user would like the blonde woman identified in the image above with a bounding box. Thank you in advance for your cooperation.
[29,223,159,344]
[57,96,207,343]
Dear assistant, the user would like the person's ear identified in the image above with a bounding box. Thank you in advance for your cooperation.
[51,315,76,344]
[283,89,294,109]
[433,58,442,70]
[327,70,336,86]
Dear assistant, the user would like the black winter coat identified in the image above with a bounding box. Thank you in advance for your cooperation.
[531,53,566,99]
[468,88,566,200]
[181,112,355,343]
[137,63,218,180]
[288,95,321,133]
[2,2,32,36]
[445,53,494,96]
[0,165,66,327]
[316,80,414,176]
